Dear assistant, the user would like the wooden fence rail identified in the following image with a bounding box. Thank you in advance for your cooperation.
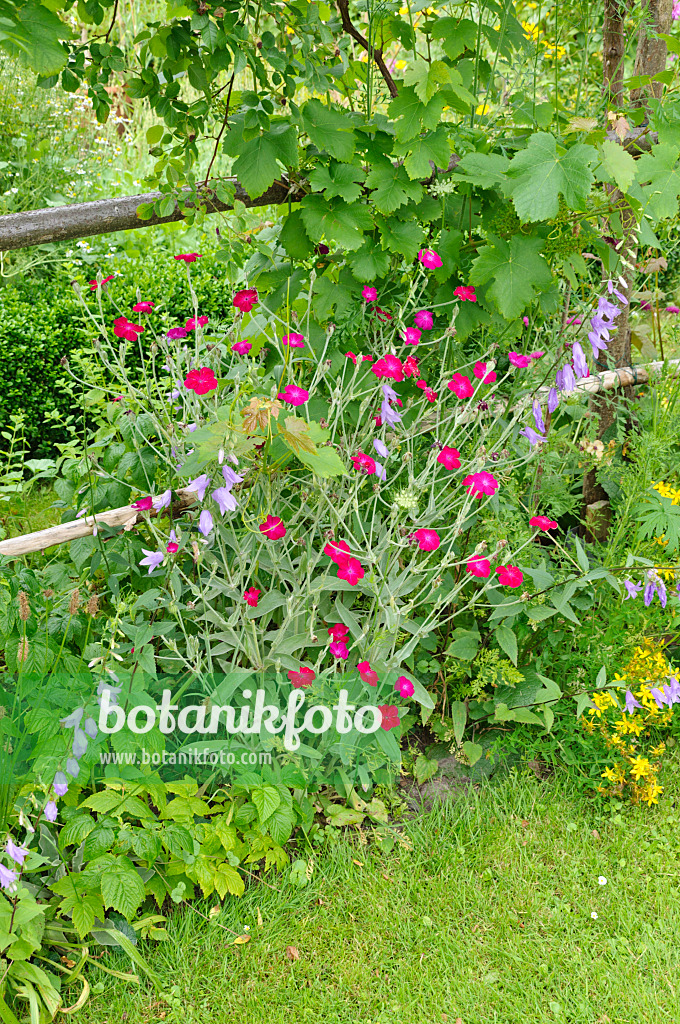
[0,358,676,560]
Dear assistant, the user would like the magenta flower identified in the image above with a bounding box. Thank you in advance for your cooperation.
[462,471,499,499]
[278,384,309,406]
[530,350,544,360]
[413,528,440,551]
[530,515,558,531]
[403,356,420,379]
[328,623,349,641]
[362,286,378,302]
[174,253,201,263]
[185,316,209,330]
[282,332,305,348]
[232,341,252,355]
[337,558,365,585]
[372,354,404,382]
[288,666,315,688]
[133,301,155,313]
[185,367,218,395]
[324,539,351,564]
[522,316,529,325]
[187,474,211,501]
[351,452,377,475]
[198,510,214,536]
[89,274,114,290]
[403,327,421,346]
[330,640,349,659]
[114,316,144,341]
[437,446,461,470]
[666,305,680,313]
[473,361,496,383]
[508,351,531,368]
[212,487,238,514]
[467,557,491,578]
[243,588,261,607]
[260,515,286,540]
[416,382,438,402]
[418,248,442,269]
[166,529,179,554]
[132,495,153,511]
[379,705,400,730]
[233,288,258,313]
[673,0,680,19]
[167,327,188,340]
[414,309,433,330]
[496,565,524,587]
[396,676,415,698]
[358,660,378,685]
[447,373,474,398]
[453,285,476,302]
[140,549,164,574]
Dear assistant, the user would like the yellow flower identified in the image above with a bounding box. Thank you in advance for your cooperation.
[650,742,666,757]
[639,780,663,806]
[521,20,539,40]
[395,60,407,70]
[629,756,653,781]
[476,103,491,115]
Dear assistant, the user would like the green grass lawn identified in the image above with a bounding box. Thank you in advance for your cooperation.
[76,768,680,1024]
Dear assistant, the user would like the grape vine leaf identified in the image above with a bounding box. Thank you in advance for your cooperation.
[279,210,314,259]
[296,445,348,478]
[392,125,451,180]
[636,143,680,220]
[471,234,553,318]
[375,214,424,261]
[309,161,366,203]
[403,58,451,103]
[599,139,637,192]
[349,239,391,281]
[226,124,298,198]
[431,16,478,59]
[301,194,373,250]
[365,160,423,214]
[453,152,510,189]
[278,417,318,456]
[302,99,356,160]
[504,133,597,221]
[388,85,446,143]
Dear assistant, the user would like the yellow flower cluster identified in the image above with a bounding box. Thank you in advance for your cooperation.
[520,20,567,58]
[654,480,680,504]
[582,641,675,807]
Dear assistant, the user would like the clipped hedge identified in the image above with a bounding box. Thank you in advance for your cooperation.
[0,252,236,455]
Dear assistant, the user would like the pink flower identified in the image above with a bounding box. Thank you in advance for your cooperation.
[379,705,400,730]
[358,660,379,685]
[278,384,309,406]
[233,288,258,313]
[89,274,115,291]
[243,588,261,607]
[185,367,218,395]
[133,301,155,313]
[467,557,491,578]
[396,675,414,698]
[330,640,349,659]
[414,309,433,330]
[416,382,438,402]
[362,286,378,302]
[346,351,358,365]
[288,666,315,688]
[673,0,680,19]
[282,332,305,347]
[166,531,179,553]
[665,305,680,313]
[371,354,404,381]
[185,316,209,330]
[232,341,252,355]
[351,452,377,475]
[132,496,153,510]
[522,316,529,325]
[374,307,393,321]
[473,361,496,383]
[167,327,188,340]
[403,356,420,378]
[413,528,440,551]
[403,327,421,345]
[174,253,201,263]
[447,373,474,398]
[530,515,558,531]
[113,316,144,341]
[462,471,499,498]
[566,316,582,326]
[454,285,476,302]
[437,446,461,470]
[337,558,365,585]
[530,350,545,360]
[328,623,349,641]
[418,248,443,270]
[508,351,531,368]
[259,515,286,540]
[324,539,351,564]
[496,565,524,588]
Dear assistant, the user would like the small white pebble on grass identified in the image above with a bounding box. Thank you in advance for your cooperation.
[598,876,607,885]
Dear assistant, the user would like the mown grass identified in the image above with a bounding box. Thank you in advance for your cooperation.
[77,767,680,1024]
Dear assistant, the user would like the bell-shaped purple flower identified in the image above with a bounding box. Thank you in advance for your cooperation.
[547,387,559,414]
[624,690,642,714]
[187,474,211,501]
[623,579,641,600]
[198,510,214,537]
[562,364,576,393]
[572,342,588,379]
[520,426,545,446]
[532,401,545,434]
[212,487,238,515]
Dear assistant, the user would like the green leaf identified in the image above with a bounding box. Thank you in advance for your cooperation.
[471,234,553,319]
[1,0,71,76]
[526,605,556,622]
[101,863,146,919]
[636,143,680,220]
[364,160,423,214]
[59,814,96,849]
[213,863,245,898]
[376,215,424,261]
[348,239,391,281]
[403,58,450,103]
[82,821,117,860]
[505,133,596,222]
[431,16,478,60]
[414,754,439,784]
[279,210,314,259]
[573,535,590,572]
[296,444,348,478]
[230,125,298,199]
[300,194,373,251]
[393,125,451,181]
[454,152,510,189]
[302,99,355,160]
[450,700,467,744]
[251,784,281,823]
[388,86,445,143]
[462,741,483,766]
[309,161,365,203]
[266,805,297,845]
[600,139,637,192]
[494,624,518,665]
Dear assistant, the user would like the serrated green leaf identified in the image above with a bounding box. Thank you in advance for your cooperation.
[376,215,424,260]
[505,133,596,222]
[494,624,518,665]
[296,445,348,478]
[229,124,298,199]
[394,124,451,180]
[364,161,423,214]
[403,58,450,103]
[388,85,445,143]
[302,99,355,160]
[309,161,365,202]
[214,863,245,898]
[414,754,439,784]
[300,194,373,251]
[3,0,71,76]
[454,151,510,189]
[252,784,281,823]
[279,209,314,259]
[101,863,146,919]
[471,234,553,318]
[637,143,680,220]
[600,139,637,192]
[348,239,391,281]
